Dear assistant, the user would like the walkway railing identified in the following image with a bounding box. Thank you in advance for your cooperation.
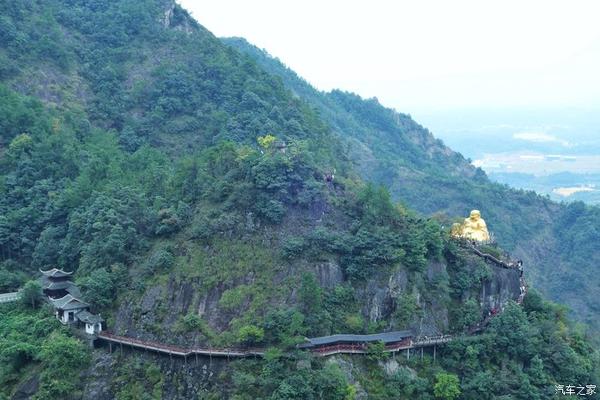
[98,332,264,358]
[0,291,20,304]
[97,332,453,359]
[88,240,528,362]
[412,335,453,347]
[468,245,514,270]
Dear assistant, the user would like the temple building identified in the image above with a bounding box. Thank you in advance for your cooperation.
[48,293,104,334]
[40,268,80,299]
[50,294,90,324]
[40,268,103,335]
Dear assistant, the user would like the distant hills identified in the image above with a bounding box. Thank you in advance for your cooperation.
[490,172,600,205]
[416,107,600,205]
[224,37,600,335]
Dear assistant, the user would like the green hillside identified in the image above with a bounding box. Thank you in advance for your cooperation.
[224,37,600,336]
[0,1,598,399]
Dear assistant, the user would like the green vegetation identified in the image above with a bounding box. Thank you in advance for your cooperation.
[225,354,356,400]
[0,305,88,399]
[366,341,388,362]
[35,332,90,400]
[226,37,600,338]
[113,358,164,400]
[433,372,461,400]
[0,0,598,398]
[19,280,42,309]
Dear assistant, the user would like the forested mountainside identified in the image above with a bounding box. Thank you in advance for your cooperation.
[224,37,600,336]
[0,1,598,399]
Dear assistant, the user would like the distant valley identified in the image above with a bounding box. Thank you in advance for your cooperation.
[416,108,600,204]
[489,171,600,205]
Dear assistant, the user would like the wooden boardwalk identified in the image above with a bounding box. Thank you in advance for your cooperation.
[98,332,265,358]
[46,239,527,364]
[0,291,20,304]
[412,335,453,347]
[310,335,452,357]
[468,244,514,269]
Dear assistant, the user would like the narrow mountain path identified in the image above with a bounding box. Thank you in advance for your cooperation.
[15,241,526,361]
[96,242,525,360]
[96,331,452,358]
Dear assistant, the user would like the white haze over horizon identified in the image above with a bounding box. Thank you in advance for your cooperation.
[179,0,600,116]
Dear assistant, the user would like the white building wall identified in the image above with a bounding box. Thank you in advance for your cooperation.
[85,322,102,334]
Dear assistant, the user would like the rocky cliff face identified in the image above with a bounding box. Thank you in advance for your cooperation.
[109,243,521,347]
[82,351,228,400]
[80,248,522,400]
[481,264,521,311]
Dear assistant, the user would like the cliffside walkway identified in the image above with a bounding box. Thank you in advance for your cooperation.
[466,242,528,305]
[468,245,515,270]
[37,237,527,363]
[97,332,453,359]
[0,291,20,304]
[98,332,264,358]
[309,335,453,357]
[95,243,527,361]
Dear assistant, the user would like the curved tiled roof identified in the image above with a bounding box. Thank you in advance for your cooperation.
[76,310,103,324]
[40,268,74,278]
[43,281,75,290]
[49,294,89,311]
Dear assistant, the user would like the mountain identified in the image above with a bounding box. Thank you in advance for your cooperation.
[224,37,600,336]
[0,1,598,399]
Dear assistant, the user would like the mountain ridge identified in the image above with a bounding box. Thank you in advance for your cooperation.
[0,1,598,398]
[223,36,600,336]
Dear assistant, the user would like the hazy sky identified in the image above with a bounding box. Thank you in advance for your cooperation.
[178,0,600,114]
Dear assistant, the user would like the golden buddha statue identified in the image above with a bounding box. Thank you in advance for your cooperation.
[459,210,490,242]
[451,210,491,242]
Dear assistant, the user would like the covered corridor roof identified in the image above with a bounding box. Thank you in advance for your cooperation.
[299,330,412,348]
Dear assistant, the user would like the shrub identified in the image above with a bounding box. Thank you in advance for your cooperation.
[219,285,250,311]
[20,281,42,309]
[237,325,264,345]
[178,314,205,332]
[433,372,461,400]
[144,248,175,274]
[366,341,388,361]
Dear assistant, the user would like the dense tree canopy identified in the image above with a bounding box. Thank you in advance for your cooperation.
[0,0,598,399]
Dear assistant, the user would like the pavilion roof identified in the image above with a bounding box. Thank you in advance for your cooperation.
[299,330,413,348]
[43,281,75,291]
[40,268,74,278]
